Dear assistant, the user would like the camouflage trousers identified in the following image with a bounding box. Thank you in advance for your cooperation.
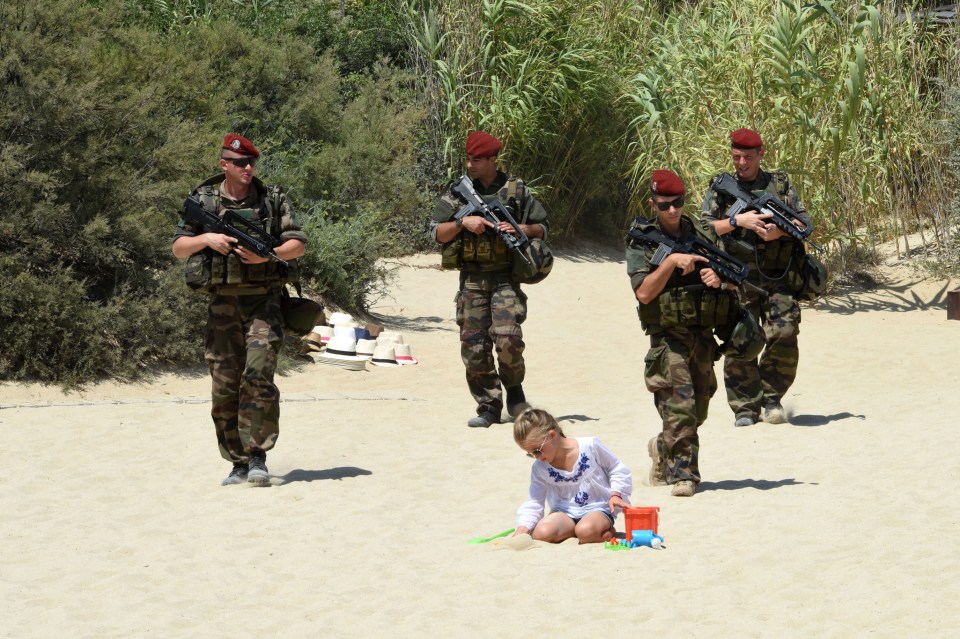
[456,271,528,416]
[644,329,717,484]
[724,287,800,418]
[205,292,283,464]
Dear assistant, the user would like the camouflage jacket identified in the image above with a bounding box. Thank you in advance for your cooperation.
[173,174,307,295]
[430,171,549,273]
[700,169,808,289]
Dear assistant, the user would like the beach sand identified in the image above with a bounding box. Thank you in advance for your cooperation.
[2,249,958,638]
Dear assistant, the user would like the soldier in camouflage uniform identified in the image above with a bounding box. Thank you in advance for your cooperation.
[700,129,811,427]
[172,134,307,486]
[430,131,549,428]
[626,169,738,497]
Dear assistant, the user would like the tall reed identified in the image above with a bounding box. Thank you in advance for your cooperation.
[403,0,959,265]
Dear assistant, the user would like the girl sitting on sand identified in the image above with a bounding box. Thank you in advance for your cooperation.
[513,408,632,544]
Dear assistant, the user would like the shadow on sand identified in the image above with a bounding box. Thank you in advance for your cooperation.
[814,278,953,315]
[789,412,866,427]
[697,477,812,492]
[275,466,372,485]
[556,414,601,424]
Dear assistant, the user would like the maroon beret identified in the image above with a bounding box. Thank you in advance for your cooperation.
[650,169,685,196]
[465,131,502,157]
[222,133,260,157]
[730,128,763,149]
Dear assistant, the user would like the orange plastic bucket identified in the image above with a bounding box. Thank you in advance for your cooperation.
[623,506,660,541]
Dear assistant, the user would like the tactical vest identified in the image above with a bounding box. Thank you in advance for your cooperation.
[714,171,804,290]
[183,174,299,294]
[458,177,528,273]
[631,221,737,332]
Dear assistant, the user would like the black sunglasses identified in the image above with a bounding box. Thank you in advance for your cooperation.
[654,197,684,211]
[222,156,257,168]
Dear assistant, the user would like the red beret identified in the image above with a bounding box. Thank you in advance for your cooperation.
[650,169,685,196]
[465,131,502,157]
[730,128,763,149]
[222,133,260,157]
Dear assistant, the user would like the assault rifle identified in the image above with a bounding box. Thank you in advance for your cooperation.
[182,196,288,267]
[627,225,750,286]
[450,175,531,266]
[710,172,823,253]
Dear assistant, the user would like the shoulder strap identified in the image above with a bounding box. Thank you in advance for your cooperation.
[264,184,283,235]
[199,185,219,214]
[504,176,527,218]
[769,170,791,199]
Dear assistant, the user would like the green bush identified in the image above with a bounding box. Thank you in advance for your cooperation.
[0,0,213,384]
[0,0,426,384]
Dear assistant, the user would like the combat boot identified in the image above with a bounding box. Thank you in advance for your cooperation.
[247,451,270,487]
[221,462,248,486]
[647,436,667,486]
[506,385,531,418]
[467,411,500,428]
[762,402,788,424]
[734,414,755,427]
[671,480,696,497]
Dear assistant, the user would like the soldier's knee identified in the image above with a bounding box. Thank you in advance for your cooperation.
[764,321,798,342]
[460,327,490,345]
[491,322,522,338]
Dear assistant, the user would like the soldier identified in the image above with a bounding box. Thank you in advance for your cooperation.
[626,169,738,497]
[700,128,811,427]
[431,131,549,428]
[172,134,307,486]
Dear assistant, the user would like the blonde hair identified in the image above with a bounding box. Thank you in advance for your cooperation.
[513,408,565,446]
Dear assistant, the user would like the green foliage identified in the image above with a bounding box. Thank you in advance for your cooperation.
[6,0,960,385]
[938,81,960,272]
[297,211,395,311]
[406,0,960,259]
[0,0,212,384]
[120,0,408,72]
[403,0,636,239]
[1,0,425,384]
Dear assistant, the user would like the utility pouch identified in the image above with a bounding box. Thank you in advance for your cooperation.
[659,288,700,329]
[462,234,479,262]
[699,292,719,326]
[724,236,755,261]
[441,236,463,270]
[698,291,734,328]
[183,251,213,291]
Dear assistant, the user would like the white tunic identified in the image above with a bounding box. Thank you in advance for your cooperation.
[515,437,633,531]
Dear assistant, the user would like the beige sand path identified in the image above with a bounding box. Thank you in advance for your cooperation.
[1,250,957,638]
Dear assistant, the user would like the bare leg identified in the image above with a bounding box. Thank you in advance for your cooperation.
[574,511,615,544]
[531,512,577,543]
